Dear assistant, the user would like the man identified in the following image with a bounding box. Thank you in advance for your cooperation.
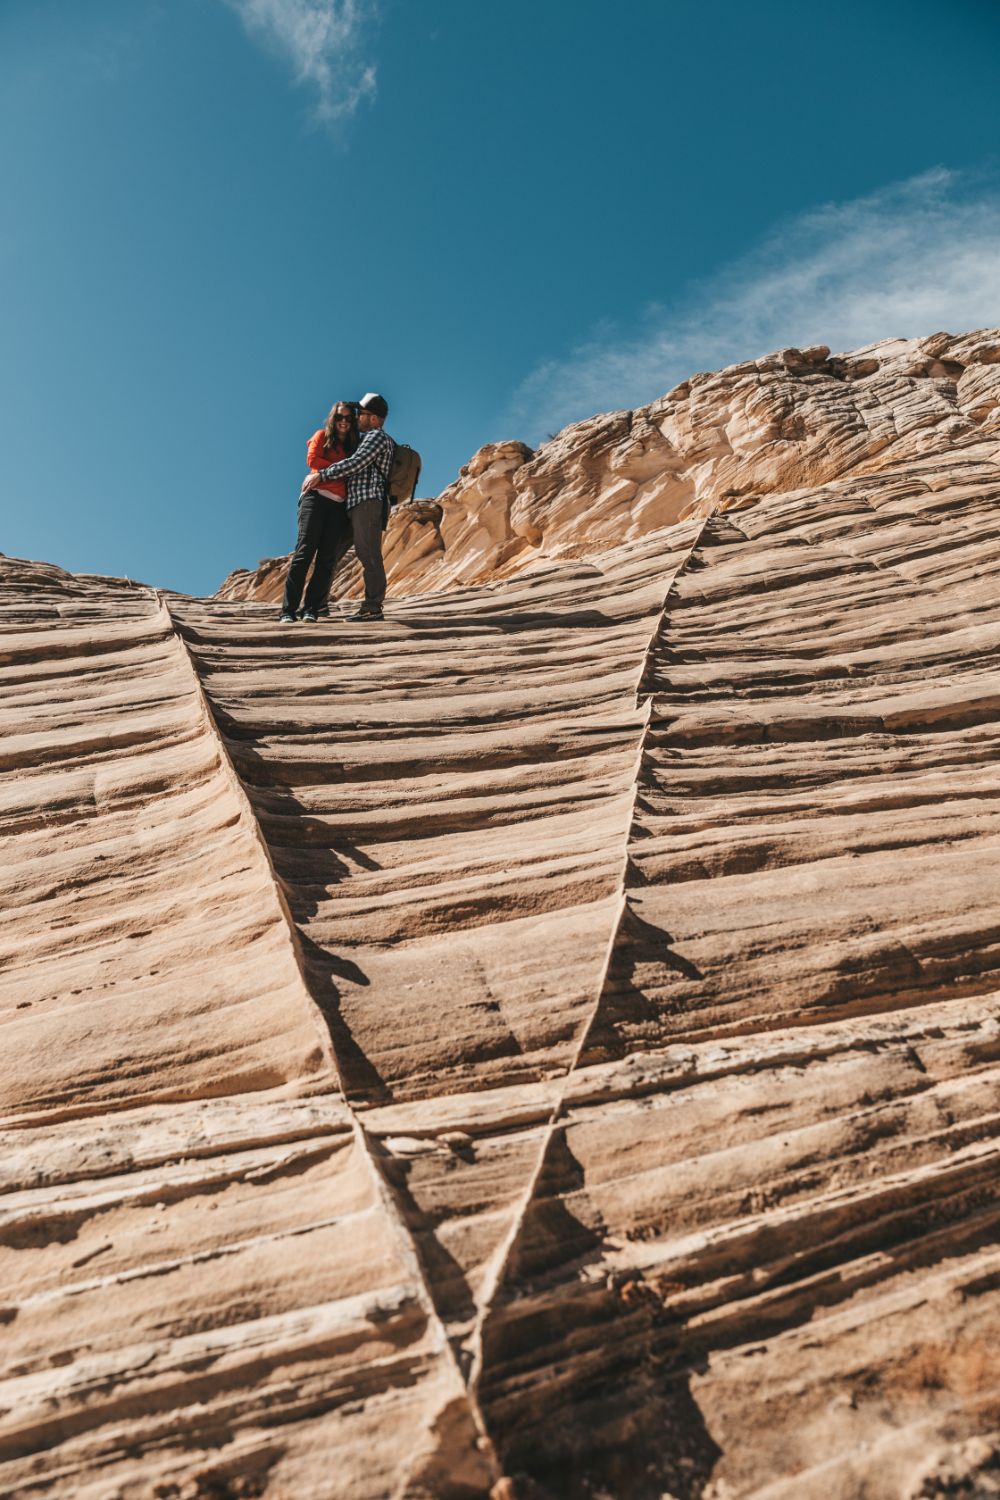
[301,391,393,621]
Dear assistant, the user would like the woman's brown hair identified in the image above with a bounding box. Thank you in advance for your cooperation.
[323,402,359,458]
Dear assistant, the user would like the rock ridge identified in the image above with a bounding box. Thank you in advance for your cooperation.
[218,327,1000,605]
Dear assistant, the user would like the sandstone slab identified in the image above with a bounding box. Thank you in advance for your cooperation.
[5,334,1000,1496]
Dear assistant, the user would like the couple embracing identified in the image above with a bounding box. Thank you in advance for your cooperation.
[280,391,393,624]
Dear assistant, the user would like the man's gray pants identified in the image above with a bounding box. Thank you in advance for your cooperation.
[331,496,387,610]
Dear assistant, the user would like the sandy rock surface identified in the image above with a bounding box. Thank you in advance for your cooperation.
[4,333,1000,1497]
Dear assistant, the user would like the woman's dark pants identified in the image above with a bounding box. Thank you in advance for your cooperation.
[281,494,348,615]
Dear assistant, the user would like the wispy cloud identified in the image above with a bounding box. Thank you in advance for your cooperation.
[511,169,1000,438]
[224,0,377,122]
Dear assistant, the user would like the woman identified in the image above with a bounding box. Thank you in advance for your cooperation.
[279,402,359,622]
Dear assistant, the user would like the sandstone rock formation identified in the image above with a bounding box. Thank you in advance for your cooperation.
[4,331,1000,1498]
[219,328,1000,603]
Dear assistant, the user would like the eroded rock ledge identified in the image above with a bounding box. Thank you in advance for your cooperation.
[218,328,1000,604]
[3,332,1000,1498]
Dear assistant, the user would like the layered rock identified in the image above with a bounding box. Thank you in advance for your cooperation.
[0,559,491,1499]
[4,332,1000,1498]
[218,328,1000,602]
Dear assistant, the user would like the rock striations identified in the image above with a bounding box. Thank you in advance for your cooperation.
[3,329,1000,1498]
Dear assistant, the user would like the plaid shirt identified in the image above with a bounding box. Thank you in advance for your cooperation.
[317,427,394,510]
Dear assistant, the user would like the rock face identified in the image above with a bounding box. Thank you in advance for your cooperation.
[218,328,1000,603]
[4,330,1000,1498]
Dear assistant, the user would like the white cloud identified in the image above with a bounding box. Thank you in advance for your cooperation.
[511,169,1000,438]
[224,0,377,121]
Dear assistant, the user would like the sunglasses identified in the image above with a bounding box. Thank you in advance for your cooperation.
[334,412,354,421]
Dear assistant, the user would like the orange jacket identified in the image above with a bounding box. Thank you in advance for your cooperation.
[306,430,347,499]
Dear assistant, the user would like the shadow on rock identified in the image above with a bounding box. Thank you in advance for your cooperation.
[481,1130,721,1498]
[581,905,704,1067]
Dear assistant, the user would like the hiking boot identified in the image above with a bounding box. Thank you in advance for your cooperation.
[350,606,384,621]
[301,609,318,623]
[279,612,296,623]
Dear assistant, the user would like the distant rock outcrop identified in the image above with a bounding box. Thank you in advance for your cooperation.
[4,330,1000,1498]
[218,328,1000,602]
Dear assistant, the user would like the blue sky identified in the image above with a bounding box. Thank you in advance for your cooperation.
[2,0,1000,595]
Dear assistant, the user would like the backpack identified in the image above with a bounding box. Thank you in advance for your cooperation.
[387,442,421,507]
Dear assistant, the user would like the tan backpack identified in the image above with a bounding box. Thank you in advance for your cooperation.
[387,442,421,507]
